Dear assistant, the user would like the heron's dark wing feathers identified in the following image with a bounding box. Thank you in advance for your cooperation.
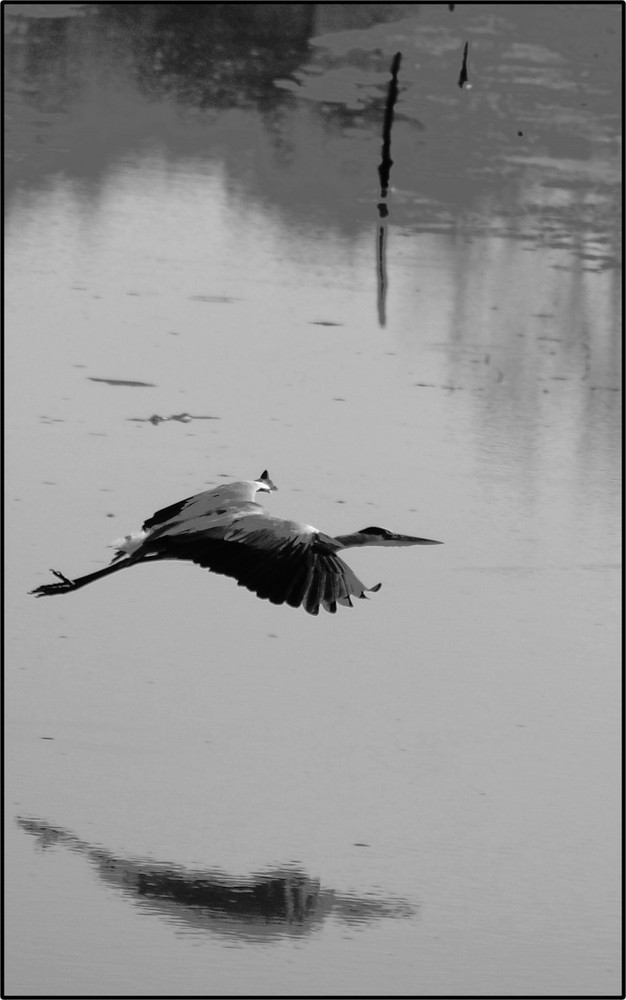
[143,481,264,533]
[144,516,379,615]
[143,496,195,531]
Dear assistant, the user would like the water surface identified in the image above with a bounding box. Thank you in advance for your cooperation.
[5,3,621,996]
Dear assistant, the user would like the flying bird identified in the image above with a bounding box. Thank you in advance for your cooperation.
[30,471,442,615]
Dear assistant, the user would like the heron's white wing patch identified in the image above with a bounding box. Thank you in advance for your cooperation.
[110,531,148,556]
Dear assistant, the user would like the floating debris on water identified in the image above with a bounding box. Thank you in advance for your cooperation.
[127,413,220,425]
[188,295,239,303]
[88,377,156,387]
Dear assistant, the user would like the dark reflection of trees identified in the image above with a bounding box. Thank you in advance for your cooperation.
[5,3,315,113]
[3,4,409,131]
[6,4,617,255]
[94,3,316,110]
[17,817,415,941]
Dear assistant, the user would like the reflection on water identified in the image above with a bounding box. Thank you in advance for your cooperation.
[4,3,621,264]
[5,4,620,996]
[17,817,414,941]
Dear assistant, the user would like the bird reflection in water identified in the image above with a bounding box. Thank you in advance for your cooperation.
[17,817,415,939]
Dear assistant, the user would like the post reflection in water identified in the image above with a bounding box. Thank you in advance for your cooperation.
[17,817,414,941]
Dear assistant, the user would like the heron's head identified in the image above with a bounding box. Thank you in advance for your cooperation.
[355,526,443,546]
[255,470,278,493]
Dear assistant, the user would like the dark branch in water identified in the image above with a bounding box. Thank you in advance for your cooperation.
[457,41,470,89]
[376,53,402,328]
[378,52,402,200]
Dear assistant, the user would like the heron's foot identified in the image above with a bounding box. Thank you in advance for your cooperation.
[30,570,77,597]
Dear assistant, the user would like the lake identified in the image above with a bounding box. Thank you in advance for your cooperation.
[4,3,621,996]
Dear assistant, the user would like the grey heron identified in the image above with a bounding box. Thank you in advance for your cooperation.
[30,471,442,615]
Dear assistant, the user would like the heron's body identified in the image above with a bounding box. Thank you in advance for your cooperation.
[31,472,441,615]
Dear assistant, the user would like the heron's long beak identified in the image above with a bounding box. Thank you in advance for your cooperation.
[334,530,443,548]
[384,533,442,546]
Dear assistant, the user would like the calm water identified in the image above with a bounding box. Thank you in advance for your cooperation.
[4,3,621,996]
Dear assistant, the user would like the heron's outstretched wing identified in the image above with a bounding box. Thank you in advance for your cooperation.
[142,481,264,533]
[143,514,381,615]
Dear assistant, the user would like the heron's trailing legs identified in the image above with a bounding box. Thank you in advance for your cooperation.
[30,554,166,597]
[32,569,77,595]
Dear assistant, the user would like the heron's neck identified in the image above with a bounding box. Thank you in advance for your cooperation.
[333,532,371,549]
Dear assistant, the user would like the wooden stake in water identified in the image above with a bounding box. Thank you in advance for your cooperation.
[377,52,402,327]
[378,52,402,201]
